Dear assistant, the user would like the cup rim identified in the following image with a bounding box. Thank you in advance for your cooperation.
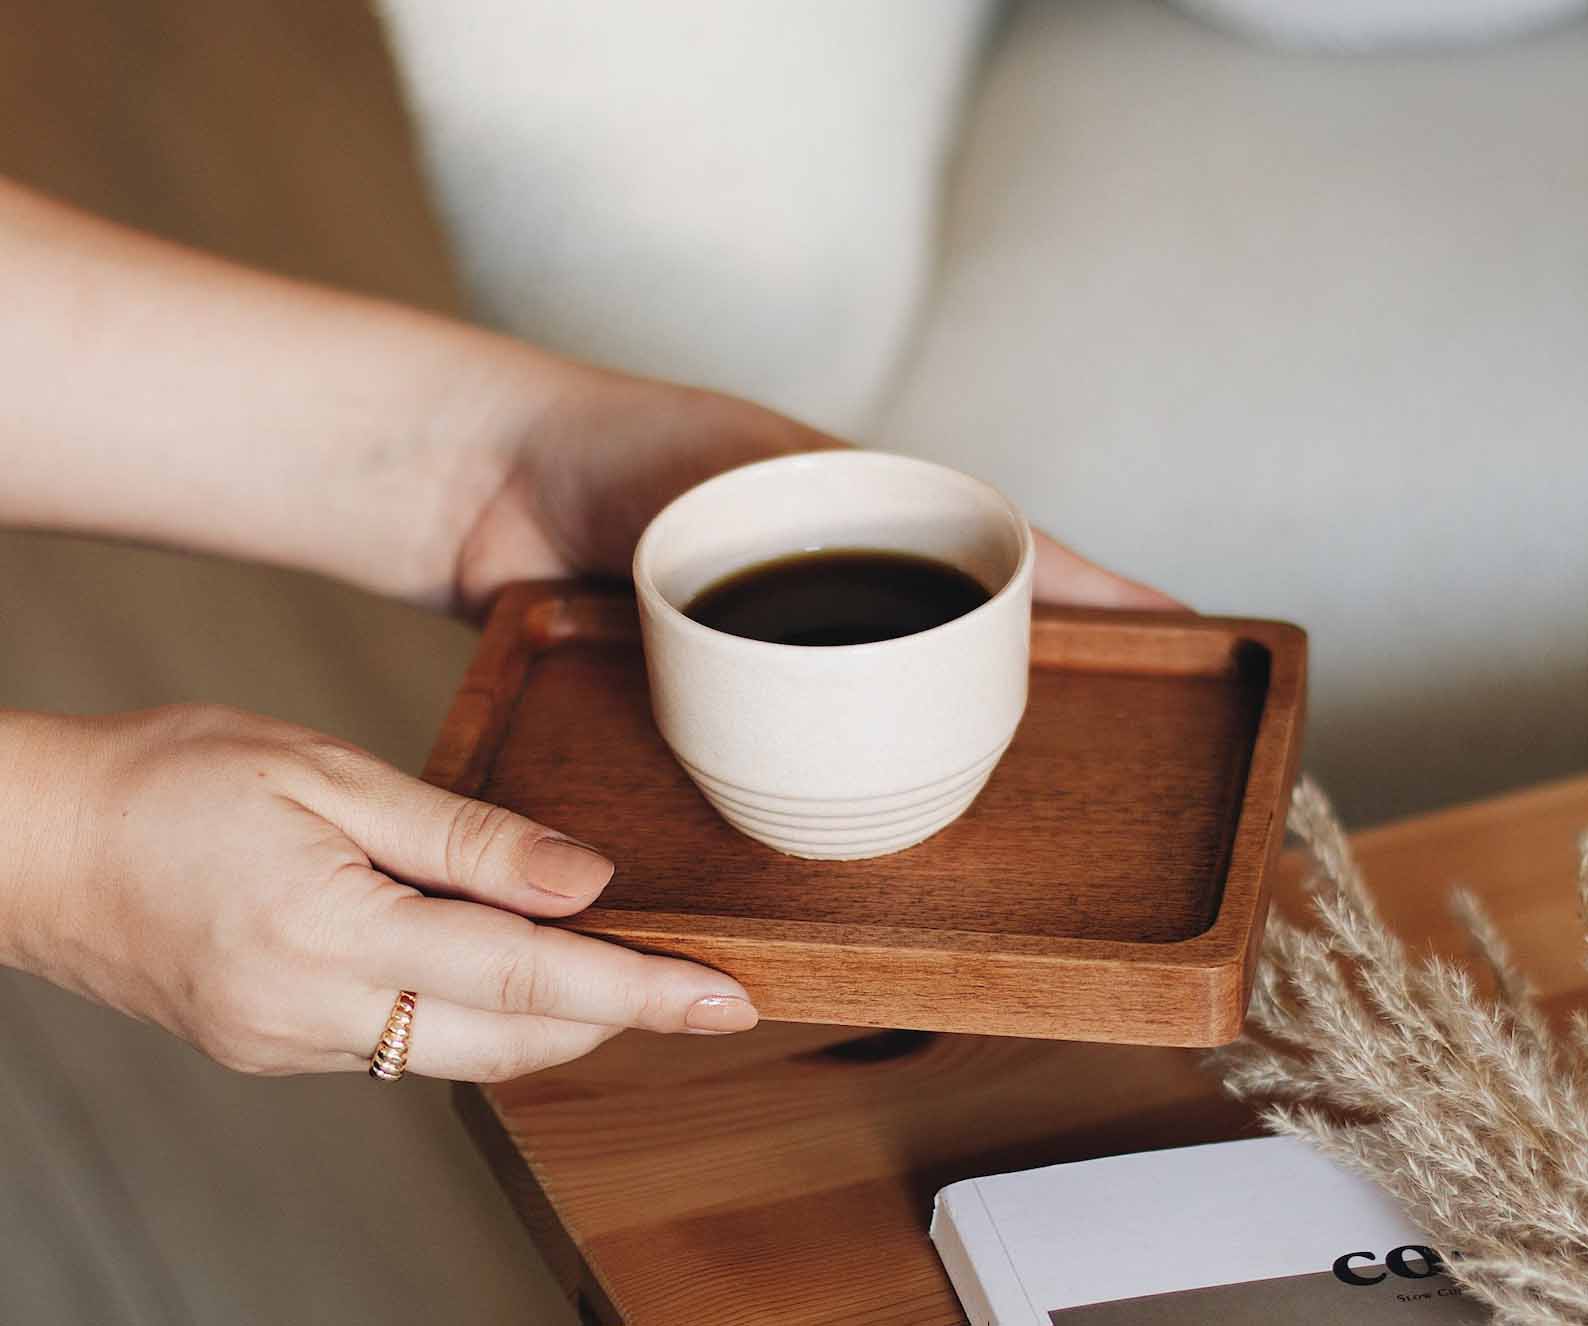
[631,450,1036,657]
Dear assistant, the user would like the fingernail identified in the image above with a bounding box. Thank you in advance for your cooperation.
[527,837,614,898]
[685,996,760,1035]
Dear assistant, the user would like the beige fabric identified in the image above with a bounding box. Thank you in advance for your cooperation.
[0,3,569,1322]
[879,0,1588,825]
[0,966,566,1325]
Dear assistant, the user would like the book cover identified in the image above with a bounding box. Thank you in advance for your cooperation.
[930,1134,1485,1324]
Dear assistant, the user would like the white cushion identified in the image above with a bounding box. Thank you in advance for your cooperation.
[1171,0,1587,50]
[879,0,1588,823]
[378,0,991,436]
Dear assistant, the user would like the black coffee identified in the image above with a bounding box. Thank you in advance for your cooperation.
[684,549,991,646]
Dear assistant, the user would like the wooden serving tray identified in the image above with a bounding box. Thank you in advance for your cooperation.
[424,583,1306,1046]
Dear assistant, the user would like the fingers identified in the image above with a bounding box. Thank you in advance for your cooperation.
[354,889,759,1035]
[405,1008,622,1082]
[1031,529,1185,611]
[344,991,624,1082]
[297,747,614,916]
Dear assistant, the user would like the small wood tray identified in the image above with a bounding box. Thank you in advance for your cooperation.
[424,584,1306,1046]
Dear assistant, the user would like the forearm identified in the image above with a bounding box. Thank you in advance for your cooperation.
[0,179,542,604]
[0,710,91,980]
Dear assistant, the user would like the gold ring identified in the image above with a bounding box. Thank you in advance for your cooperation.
[369,990,417,1082]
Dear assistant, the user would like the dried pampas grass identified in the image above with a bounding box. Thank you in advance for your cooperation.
[1210,776,1588,1325]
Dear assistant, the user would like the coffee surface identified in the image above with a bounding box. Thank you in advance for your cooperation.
[683,549,991,646]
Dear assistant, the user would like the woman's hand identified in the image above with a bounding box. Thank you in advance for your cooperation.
[1,706,758,1080]
[0,182,1174,1086]
[431,358,1179,618]
[0,179,1174,616]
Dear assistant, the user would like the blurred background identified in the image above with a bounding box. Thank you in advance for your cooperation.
[1,1,1584,1322]
[0,3,562,1323]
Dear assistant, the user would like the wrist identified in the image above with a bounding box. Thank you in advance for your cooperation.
[0,711,96,977]
[396,330,575,613]
[217,304,547,610]
[386,326,550,610]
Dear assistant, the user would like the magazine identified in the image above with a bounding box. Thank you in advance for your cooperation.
[930,1134,1484,1323]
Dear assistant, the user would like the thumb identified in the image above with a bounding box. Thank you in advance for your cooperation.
[297,745,614,917]
[1031,528,1184,611]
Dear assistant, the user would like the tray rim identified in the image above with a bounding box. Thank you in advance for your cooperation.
[424,582,1307,1045]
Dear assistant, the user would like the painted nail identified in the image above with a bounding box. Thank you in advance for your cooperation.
[685,996,760,1035]
[527,837,614,898]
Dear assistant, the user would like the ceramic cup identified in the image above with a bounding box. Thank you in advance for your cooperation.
[632,451,1034,860]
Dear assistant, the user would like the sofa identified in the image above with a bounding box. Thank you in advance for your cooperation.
[386,0,1588,826]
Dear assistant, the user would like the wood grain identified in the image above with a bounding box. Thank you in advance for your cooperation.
[457,774,1588,1326]
[425,583,1307,1045]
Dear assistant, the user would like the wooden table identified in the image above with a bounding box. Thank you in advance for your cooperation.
[456,775,1588,1325]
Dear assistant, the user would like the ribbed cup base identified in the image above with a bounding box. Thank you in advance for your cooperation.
[677,746,1007,860]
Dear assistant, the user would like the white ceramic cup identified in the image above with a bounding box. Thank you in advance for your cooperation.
[632,451,1034,860]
